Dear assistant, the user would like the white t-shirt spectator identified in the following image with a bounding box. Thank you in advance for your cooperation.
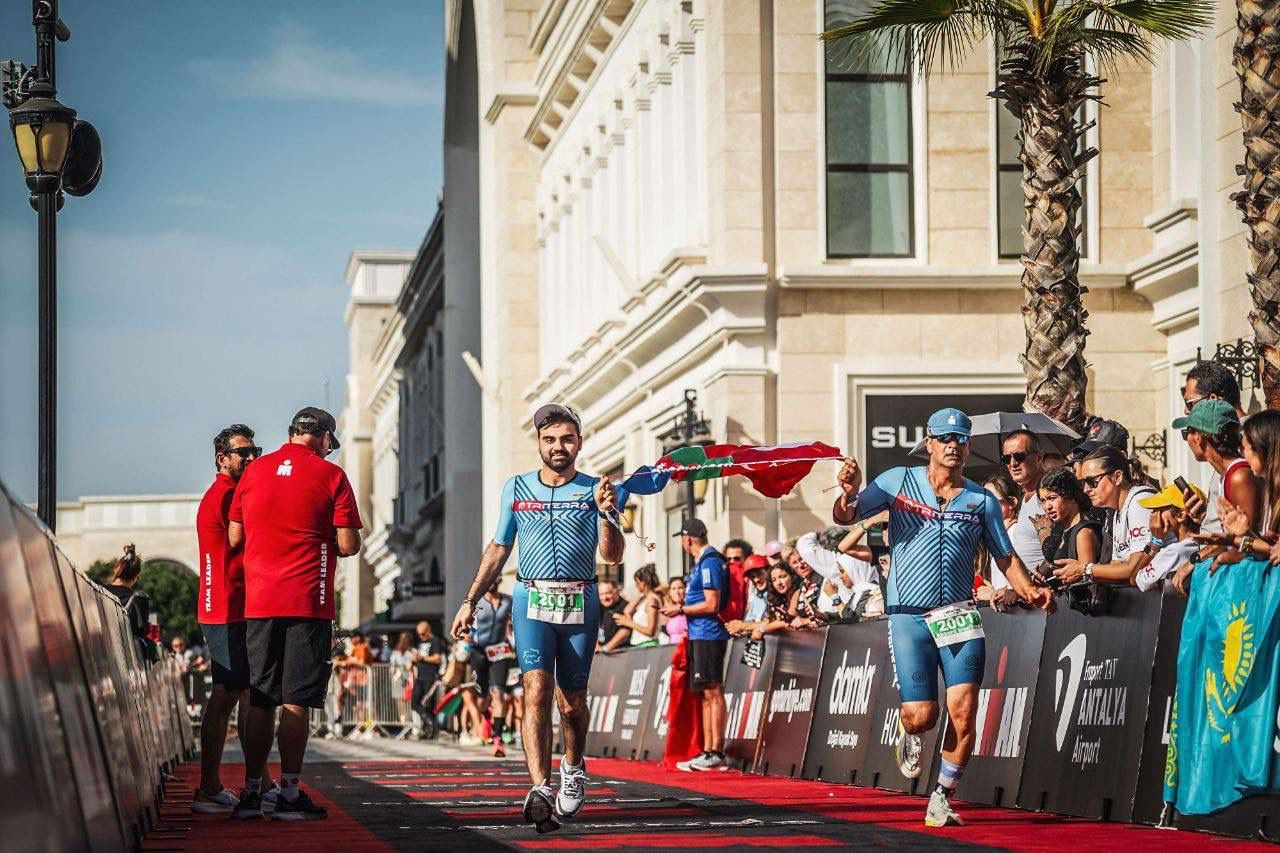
[797,531,877,585]
[1110,486,1156,563]
[1135,538,1199,591]
[1010,493,1046,568]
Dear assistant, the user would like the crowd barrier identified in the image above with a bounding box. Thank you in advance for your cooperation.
[0,482,194,852]
[583,586,1280,841]
[308,664,422,739]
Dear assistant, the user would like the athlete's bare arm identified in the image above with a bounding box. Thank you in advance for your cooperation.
[596,478,624,564]
[994,552,1054,611]
[450,542,512,641]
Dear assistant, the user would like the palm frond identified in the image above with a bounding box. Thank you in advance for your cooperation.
[1036,0,1212,72]
[1087,0,1214,42]
[822,0,1030,75]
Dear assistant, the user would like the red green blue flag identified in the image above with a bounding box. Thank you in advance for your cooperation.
[620,442,842,499]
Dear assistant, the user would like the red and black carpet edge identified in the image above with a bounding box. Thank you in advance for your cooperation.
[146,757,1272,851]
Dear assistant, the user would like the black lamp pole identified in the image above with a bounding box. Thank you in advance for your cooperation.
[5,1,99,533]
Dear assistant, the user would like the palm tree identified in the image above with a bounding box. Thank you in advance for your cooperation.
[824,1,1211,428]
[1234,1,1280,409]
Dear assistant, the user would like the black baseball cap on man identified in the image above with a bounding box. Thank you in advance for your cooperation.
[291,406,341,450]
[1069,418,1129,461]
[673,518,708,539]
[533,403,582,434]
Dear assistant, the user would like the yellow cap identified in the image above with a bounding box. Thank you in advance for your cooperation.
[1138,482,1206,510]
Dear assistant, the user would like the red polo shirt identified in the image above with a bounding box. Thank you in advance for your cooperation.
[196,473,245,624]
[229,442,362,620]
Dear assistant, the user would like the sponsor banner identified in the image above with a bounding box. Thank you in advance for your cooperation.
[1131,585,1186,825]
[635,650,678,761]
[949,606,1045,807]
[802,620,888,784]
[860,628,946,795]
[757,628,828,778]
[584,645,673,759]
[1017,587,1164,821]
[724,635,778,771]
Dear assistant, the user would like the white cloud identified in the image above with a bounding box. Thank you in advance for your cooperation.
[190,23,437,106]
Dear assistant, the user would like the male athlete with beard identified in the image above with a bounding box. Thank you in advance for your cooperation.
[451,403,626,833]
[832,408,1052,827]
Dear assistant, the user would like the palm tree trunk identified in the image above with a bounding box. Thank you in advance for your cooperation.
[1235,1,1280,409]
[995,49,1100,429]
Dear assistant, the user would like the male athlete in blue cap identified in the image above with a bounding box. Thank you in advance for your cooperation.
[833,407,1052,827]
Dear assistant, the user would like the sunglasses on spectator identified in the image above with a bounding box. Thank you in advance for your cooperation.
[1183,395,1205,413]
[226,446,263,460]
[931,433,969,445]
[1000,450,1038,465]
[1079,471,1116,489]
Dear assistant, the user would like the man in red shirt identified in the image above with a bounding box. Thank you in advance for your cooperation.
[228,407,363,821]
[192,424,271,815]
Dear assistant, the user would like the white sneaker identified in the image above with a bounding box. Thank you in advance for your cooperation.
[687,751,728,771]
[458,733,483,746]
[261,783,279,813]
[925,788,964,827]
[191,787,239,814]
[895,719,923,780]
[522,783,559,834]
[555,760,588,820]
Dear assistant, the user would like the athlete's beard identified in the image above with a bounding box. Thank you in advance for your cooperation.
[541,448,577,473]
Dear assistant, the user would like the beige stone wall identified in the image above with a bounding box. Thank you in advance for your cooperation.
[927,47,991,265]
[1097,56,1155,264]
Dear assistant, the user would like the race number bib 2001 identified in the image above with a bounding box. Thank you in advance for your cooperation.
[526,580,586,624]
[924,601,984,648]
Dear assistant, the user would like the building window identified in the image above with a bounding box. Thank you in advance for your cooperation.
[824,1,914,258]
[995,57,1090,259]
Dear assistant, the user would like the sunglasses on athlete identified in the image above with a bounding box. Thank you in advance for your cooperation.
[226,446,263,460]
[930,433,969,445]
[1000,450,1039,465]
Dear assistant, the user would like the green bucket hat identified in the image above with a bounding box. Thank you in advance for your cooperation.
[1172,398,1239,435]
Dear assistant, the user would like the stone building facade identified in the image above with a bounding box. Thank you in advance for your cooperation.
[440,0,1256,584]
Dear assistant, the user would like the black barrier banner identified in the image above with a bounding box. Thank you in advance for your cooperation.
[802,620,888,784]
[635,650,677,761]
[724,635,778,771]
[947,606,1045,807]
[1017,587,1164,822]
[1131,585,1185,825]
[757,628,827,778]
[585,646,672,759]
[861,634,946,795]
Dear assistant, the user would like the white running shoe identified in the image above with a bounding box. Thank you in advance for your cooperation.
[555,760,588,820]
[191,787,239,814]
[687,751,728,771]
[522,783,560,834]
[895,719,923,780]
[925,788,964,827]
[261,783,279,813]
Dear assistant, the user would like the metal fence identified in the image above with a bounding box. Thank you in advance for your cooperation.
[310,663,436,739]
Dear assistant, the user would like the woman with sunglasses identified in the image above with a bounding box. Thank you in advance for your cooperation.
[1053,446,1157,586]
[1038,467,1101,578]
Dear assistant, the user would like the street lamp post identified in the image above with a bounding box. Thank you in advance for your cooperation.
[660,389,714,572]
[4,1,102,532]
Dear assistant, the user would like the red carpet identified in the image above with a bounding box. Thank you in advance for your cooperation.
[146,755,1273,851]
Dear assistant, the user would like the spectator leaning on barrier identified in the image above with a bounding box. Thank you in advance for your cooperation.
[1182,410,1280,586]
[1177,399,1261,542]
[661,577,688,644]
[725,555,771,633]
[783,539,824,627]
[228,406,363,822]
[1001,430,1052,571]
[614,564,662,646]
[597,579,632,653]
[721,538,753,622]
[1054,446,1157,587]
[663,519,730,772]
[1134,483,1205,592]
[799,523,881,619]
[104,543,157,663]
[1037,468,1101,574]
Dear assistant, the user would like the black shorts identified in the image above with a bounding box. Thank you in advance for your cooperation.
[469,648,516,695]
[246,617,332,709]
[201,621,250,691]
[688,639,728,691]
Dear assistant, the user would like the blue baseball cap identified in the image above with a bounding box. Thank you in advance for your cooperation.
[926,408,972,438]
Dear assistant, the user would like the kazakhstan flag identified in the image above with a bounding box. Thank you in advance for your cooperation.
[1164,556,1280,814]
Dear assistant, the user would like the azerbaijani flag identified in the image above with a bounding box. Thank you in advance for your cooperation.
[621,441,842,499]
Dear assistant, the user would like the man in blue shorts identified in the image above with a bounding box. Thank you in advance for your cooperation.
[832,408,1051,827]
[451,403,625,833]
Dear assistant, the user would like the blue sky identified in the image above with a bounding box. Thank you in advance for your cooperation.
[0,2,443,500]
